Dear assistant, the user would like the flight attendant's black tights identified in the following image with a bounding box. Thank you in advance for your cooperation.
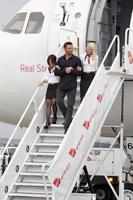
[44,98,57,129]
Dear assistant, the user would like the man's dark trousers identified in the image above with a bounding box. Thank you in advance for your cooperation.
[57,87,76,132]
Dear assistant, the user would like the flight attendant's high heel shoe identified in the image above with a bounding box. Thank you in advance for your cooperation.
[44,121,51,130]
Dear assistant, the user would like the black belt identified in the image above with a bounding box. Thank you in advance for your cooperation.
[83,71,96,75]
[49,83,59,85]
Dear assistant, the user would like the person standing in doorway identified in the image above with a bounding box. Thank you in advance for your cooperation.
[80,42,98,100]
[55,42,82,133]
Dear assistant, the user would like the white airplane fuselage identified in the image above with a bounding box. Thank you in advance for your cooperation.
[0,0,94,125]
[0,0,133,134]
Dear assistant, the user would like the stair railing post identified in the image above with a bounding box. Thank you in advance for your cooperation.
[42,162,52,200]
[119,123,124,200]
[124,28,133,72]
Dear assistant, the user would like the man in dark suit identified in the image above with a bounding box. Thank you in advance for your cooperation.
[55,42,82,133]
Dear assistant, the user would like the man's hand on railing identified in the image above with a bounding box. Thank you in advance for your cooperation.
[38,79,48,87]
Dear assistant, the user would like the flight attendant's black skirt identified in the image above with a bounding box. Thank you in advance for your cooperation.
[80,72,95,99]
[46,83,58,100]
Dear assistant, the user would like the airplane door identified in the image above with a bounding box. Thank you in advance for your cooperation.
[130,11,133,29]
[47,0,79,57]
[129,11,133,44]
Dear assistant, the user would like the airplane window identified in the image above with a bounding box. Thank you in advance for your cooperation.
[3,13,27,34]
[25,12,44,34]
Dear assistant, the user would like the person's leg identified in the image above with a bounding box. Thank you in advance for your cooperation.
[44,99,52,129]
[80,76,85,101]
[51,98,57,124]
[56,87,67,118]
[80,72,95,100]
[89,72,95,82]
[64,88,76,132]
[80,72,90,100]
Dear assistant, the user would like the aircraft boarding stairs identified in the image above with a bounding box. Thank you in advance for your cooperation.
[0,30,133,200]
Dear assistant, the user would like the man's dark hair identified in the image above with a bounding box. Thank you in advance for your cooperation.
[47,54,57,65]
[63,42,73,49]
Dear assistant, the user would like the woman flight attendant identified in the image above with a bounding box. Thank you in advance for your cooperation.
[38,54,59,129]
[80,42,98,100]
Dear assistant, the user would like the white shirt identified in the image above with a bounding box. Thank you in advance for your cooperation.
[80,53,98,73]
[43,66,60,84]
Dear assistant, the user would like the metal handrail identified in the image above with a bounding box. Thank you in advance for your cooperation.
[124,28,133,71]
[1,84,44,158]
[90,125,123,181]
[42,161,52,200]
[125,28,133,46]
[103,125,121,128]
[101,35,120,66]
[60,28,77,36]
